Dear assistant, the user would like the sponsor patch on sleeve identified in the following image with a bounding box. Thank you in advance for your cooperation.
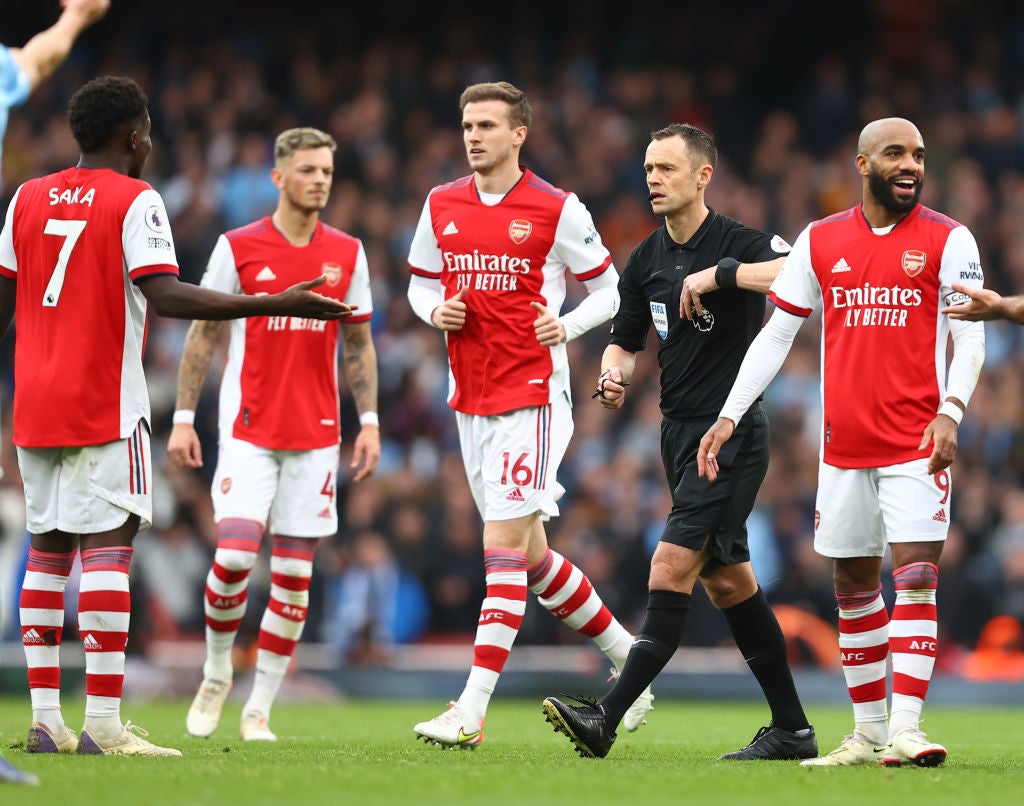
[650,301,669,339]
[145,205,168,233]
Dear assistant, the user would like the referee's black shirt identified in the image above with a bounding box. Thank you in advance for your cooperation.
[608,207,790,421]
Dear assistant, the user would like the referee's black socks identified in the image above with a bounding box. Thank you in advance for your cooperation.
[600,590,690,729]
[722,586,810,732]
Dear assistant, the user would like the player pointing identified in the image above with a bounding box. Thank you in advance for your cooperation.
[0,0,111,785]
[2,77,352,759]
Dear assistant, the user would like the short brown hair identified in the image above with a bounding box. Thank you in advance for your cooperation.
[459,81,532,129]
[274,127,337,165]
[650,123,717,170]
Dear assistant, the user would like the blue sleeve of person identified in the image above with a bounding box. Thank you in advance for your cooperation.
[0,44,32,178]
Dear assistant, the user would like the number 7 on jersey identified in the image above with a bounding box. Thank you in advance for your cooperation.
[42,218,87,307]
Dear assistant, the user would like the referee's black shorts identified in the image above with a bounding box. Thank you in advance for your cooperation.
[658,404,769,571]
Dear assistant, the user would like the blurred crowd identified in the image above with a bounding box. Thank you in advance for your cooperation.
[2,1,1024,678]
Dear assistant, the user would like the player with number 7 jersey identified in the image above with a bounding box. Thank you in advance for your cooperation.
[0,76,353,760]
[1,169,175,447]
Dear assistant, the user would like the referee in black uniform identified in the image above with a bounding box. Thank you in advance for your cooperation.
[543,123,817,761]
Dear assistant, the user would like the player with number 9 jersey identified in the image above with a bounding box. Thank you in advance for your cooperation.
[0,168,177,448]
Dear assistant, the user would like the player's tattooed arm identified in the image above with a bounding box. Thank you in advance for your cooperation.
[175,319,225,410]
[339,320,379,417]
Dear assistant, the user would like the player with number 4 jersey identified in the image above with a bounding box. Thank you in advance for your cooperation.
[169,127,380,744]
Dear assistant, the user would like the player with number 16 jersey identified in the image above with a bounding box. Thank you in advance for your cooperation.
[405,81,654,752]
[408,168,613,416]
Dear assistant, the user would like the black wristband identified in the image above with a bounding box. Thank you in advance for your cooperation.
[715,257,740,290]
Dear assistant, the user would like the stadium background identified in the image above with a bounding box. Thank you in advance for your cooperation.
[2,0,1024,699]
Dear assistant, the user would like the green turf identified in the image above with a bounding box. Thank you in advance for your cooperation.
[1,697,1021,804]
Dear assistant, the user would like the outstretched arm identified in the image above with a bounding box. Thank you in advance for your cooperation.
[136,273,354,321]
[339,320,381,484]
[941,283,1024,323]
[10,0,110,91]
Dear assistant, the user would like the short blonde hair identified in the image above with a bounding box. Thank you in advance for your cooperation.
[274,127,337,165]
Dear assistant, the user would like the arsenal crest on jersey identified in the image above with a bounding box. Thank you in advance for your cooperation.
[902,249,927,278]
[220,477,232,494]
[509,219,532,245]
[322,262,342,286]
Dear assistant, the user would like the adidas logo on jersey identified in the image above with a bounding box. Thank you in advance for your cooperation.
[82,633,103,651]
[442,221,459,235]
[22,628,44,645]
[932,509,947,523]
[256,266,277,281]
[832,258,852,273]
[318,506,333,518]
[506,488,525,502]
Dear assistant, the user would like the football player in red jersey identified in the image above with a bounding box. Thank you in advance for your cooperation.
[169,127,380,742]
[700,118,987,767]
[0,77,353,760]
[406,82,652,748]
[1,0,110,786]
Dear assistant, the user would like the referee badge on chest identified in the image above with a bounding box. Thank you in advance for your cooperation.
[650,301,669,339]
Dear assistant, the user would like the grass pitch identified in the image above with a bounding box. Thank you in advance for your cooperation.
[2,697,1022,805]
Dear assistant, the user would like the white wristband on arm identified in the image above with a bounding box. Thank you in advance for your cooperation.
[172,410,196,426]
[359,412,380,427]
[937,401,964,425]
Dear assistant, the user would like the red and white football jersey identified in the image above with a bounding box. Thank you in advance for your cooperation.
[0,167,178,448]
[200,217,372,450]
[769,203,984,468]
[407,169,612,415]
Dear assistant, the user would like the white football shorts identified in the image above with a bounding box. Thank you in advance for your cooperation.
[211,435,340,537]
[456,393,572,522]
[814,457,952,559]
[17,421,153,534]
